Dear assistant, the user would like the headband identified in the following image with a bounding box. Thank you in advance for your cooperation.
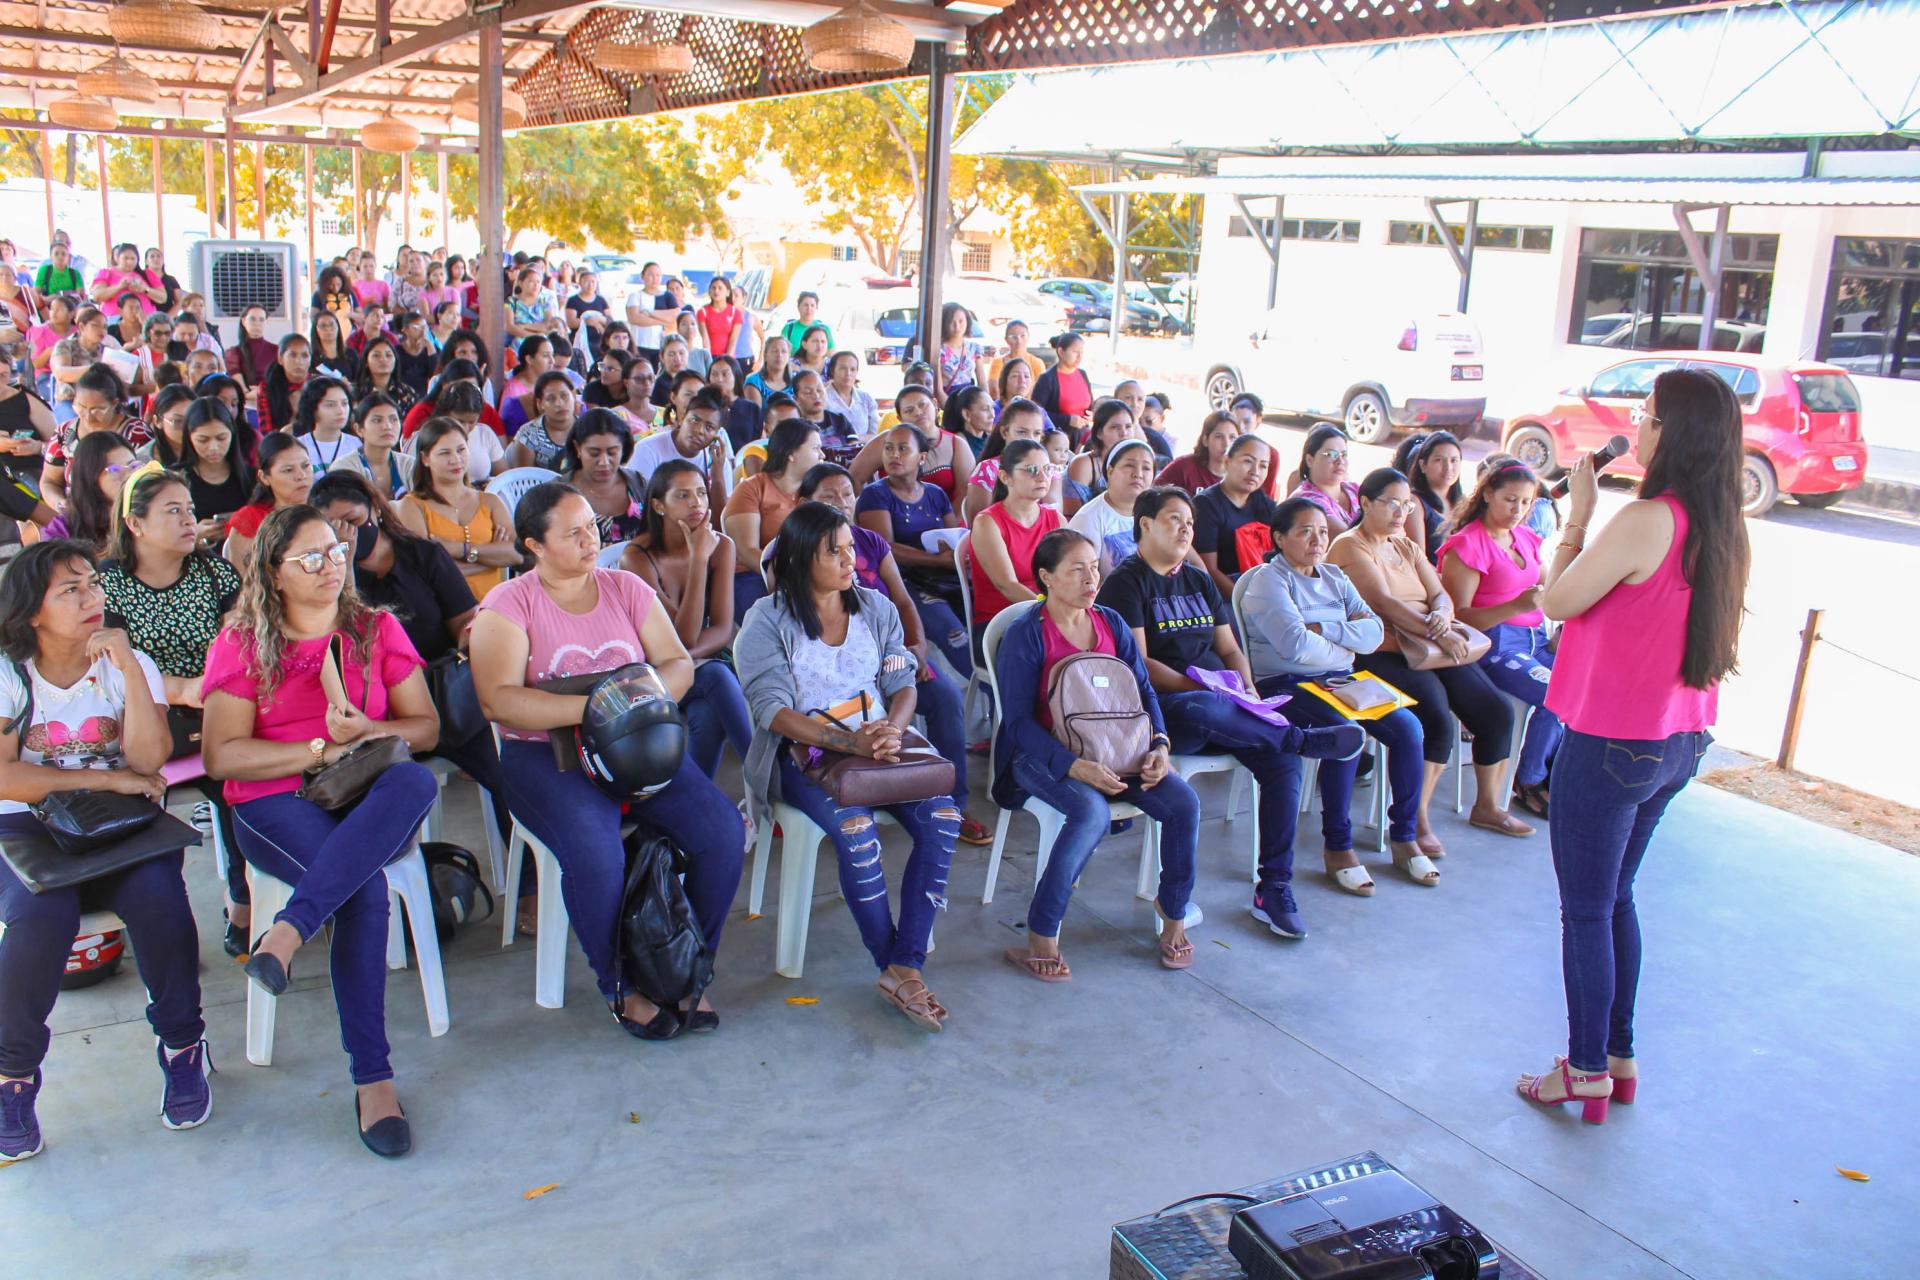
[1105,438,1153,470]
[119,459,169,519]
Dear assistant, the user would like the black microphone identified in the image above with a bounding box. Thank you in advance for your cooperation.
[1549,435,1630,498]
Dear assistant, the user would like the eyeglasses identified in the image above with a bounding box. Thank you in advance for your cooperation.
[1316,449,1349,463]
[279,542,350,574]
[1630,406,1664,428]
[1369,497,1417,515]
[1011,464,1061,479]
[75,402,117,419]
[103,461,136,475]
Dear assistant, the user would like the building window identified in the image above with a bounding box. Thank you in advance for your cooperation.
[1818,238,1920,381]
[960,240,993,273]
[897,248,921,275]
[1228,216,1360,243]
[1569,227,1773,351]
[1387,221,1554,252]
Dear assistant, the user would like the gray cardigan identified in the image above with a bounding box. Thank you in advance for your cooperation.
[1240,560,1385,681]
[733,583,918,817]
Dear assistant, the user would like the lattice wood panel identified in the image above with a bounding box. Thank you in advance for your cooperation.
[517,7,928,128]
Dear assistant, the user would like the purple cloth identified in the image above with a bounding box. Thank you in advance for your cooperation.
[1184,665,1292,726]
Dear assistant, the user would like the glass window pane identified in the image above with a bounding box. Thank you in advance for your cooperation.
[1477,226,1519,249]
[1521,227,1553,252]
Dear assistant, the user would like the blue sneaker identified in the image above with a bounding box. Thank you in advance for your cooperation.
[1,1069,43,1161]
[1252,884,1308,939]
[157,1039,213,1131]
[1297,724,1366,762]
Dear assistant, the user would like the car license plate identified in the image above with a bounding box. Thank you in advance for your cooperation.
[1453,365,1483,381]
[1833,455,1857,471]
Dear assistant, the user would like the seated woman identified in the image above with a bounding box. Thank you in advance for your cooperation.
[348,335,418,419]
[401,357,504,442]
[734,391,799,481]
[962,396,1051,524]
[1157,410,1238,494]
[1240,498,1434,890]
[1287,423,1360,533]
[222,431,314,573]
[559,409,646,547]
[420,380,505,483]
[823,350,878,442]
[620,459,750,777]
[786,369,853,448]
[705,356,763,452]
[202,506,441,1157]
[1437,459,1566,820]
[941,385,995,461]
[992,529,1199,979]
[1061,398,1140,518]
[0,541,211,1161]
[259,334,310,435]
[799,463,988,847]
[855,424,970,678]
[101,465,247,952]
[1096,488,1362,939]
[742,334,792,407]
[735,501,959,1030]
[181,396,252,553]
[628,386,735,492]
[1392,430,1464,562]
[134,384,196,468]
[332,391,406,500]
[1066,437,1155,577]
[400,417,517,601]
[290,376,362,475]
[471,482,743,1040]
[616,353,659,433]
[967,437,1063,663]
[504,370,578,473]
[1191,435,1278,599]
[43,431,134,555]
[1327,468,1531,850]
[849,386,972,511]
[498,335,557,435]
[582,346,628,411]
[723,418,821,622]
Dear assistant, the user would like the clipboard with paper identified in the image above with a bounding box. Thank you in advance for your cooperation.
[1299,671,1417,721]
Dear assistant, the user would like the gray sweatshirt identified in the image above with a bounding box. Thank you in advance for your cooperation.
[733,584,918,819]
[1239,560,1385,681]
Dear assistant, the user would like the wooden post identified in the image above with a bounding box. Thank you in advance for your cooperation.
[913,44,955,365]
[304,143,316,302]
[223,118,239,239]
[255,141,267,238]
[1777,607,1825,771]
[202,139,216,236]
[476,21,506,399]
[94,134,112,249]
[151,137,165,254]
[401,152,412,246]
[437,151,449,250]
[40,134,54,246]
[352,146,363,247]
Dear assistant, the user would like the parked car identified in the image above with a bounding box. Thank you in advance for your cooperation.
[1203,309,1487,444]
[795,285,978,407]
[1823,330,1920,380]
[946,277,1072,354]
[1590,313,1766,352]
[1500,352,1867,517]
[1035,277,1171,336]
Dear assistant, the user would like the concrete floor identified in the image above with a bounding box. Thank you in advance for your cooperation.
[9,763,1915,1280]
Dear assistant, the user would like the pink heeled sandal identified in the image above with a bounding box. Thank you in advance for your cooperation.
[1611,1073,1638,1105]
[1518,1056,1612,1125]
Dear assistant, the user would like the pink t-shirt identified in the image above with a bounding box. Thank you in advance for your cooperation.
[201,611,423,805]
[92,268,159,315]
[351,279,391,310]
[27,322,65,361]
[1437,521,1545,628]
[477,569,660,742]
[1547,496,1716,738]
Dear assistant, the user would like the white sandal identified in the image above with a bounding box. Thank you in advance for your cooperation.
[1323,853,1375,897]
[1391,842,1440,887]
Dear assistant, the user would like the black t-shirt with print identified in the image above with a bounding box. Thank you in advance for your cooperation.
[99,552,241,679]
[1096,554,1227,674]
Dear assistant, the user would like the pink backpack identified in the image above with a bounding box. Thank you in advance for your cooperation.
[1045,651,1152,775]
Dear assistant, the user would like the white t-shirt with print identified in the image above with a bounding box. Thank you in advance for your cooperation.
[0,651,166,815]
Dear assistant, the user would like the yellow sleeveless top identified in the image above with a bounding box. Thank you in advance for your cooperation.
[408,492,503,598]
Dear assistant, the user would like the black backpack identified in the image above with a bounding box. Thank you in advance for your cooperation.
[617,828,713,1022]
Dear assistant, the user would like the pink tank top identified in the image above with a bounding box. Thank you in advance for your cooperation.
[1546,495,1716,739]
[1036,606,1116,731]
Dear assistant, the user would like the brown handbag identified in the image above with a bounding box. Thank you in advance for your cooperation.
[788,693,955,808]
[297,634,414,811]
[1394,620,1492,671]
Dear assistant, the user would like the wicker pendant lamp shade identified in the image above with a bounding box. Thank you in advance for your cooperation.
[108,0,224,49]
[450,82,528,130]
[361,116,422,154]
[804,0,915,72]
[599,38,695,77]
[77,54,161,104]
[48,95,119,132]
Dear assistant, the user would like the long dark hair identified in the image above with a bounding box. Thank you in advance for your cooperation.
[1640,367,1750,688]
[990,438,1046,503]
[1394,430,1465,513]
[291,375,352,438]
[1031,527,1093,589]
[65,431,132,552]
[763,419,819,480]
[639,458,703,548]
[1297,422,1347,492]
[561,407,635,476]
[308,469,420,547]
[249,431,306,505]
[352,334,402,400]
[980,397,1044,462]
[235,304,269,387]
[1130,485,1194,545]
[146,383,196,467]
[941,385,991,438]
[1446,458,1536,536]
[0,540,98,662]
[768,500,860,641]
[262,333,308,429]
[409,416,469,504]
[185,395,254,491]
[436,329,488,381]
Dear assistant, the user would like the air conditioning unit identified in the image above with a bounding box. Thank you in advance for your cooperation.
[188,240,301,347]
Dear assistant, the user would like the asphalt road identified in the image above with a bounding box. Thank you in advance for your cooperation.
[1247,420,1920,807]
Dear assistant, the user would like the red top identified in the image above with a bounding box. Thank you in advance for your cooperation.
[402,398,506,440]
[695,304,744,356]
[1056,369,1093,422]
[225,500,274,539]
[970,501,1062,623]
[1036,604,1115,730]
[1546,495,1717,738]
[1155,456,1223,493]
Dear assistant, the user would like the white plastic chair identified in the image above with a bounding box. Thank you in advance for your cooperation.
[491,725,572,1010]
[1150,754,1257,891]
[486,466,559,518]
[419,754,505,894]
[952,533,990,736]
[1497,692,1537,811]
[978,602,1154,905]
[748,804,901,979]
[243,838,448,1068]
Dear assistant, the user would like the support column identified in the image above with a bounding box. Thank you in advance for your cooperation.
[476,20,506,398]
[151,138,165,254]
[202,140,216,238]
[1111,186,1129,356]
[352,146,363,246]
[304,143,316,300]
[437,151,449,251]
[402,152,412,247]
[223,118,239,239]
[255,142,267,238]
[95,134,112,249]
[1233,193,1283,311]
[40,135,54,246]
[913,43,954,367]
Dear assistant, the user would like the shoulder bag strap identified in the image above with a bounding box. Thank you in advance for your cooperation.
[4,658,33,737]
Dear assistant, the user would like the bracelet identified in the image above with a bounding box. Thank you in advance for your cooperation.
[1149,733,1171,752]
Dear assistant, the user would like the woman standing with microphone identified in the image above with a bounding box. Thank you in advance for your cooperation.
[1515,368,1748,1124]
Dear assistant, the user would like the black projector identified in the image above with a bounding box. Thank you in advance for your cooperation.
[1227,1169,1500,1280]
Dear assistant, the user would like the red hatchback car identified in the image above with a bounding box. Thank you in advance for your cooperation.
[1501,353,1868,516]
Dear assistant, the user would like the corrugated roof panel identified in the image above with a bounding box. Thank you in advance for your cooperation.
[1071,172,1920,205]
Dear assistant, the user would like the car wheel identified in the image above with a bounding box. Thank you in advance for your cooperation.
[1205,367,1242,413]
[1343,391,1391,445]
[1741,454,1779,517]
[1504,424,1560,476]
[1790,490,1844,509]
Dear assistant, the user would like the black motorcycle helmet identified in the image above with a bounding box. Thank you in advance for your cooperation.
[575,663,687,799]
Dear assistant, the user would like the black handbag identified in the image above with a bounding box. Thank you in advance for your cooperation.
[296,634,414,811]
[166,705,203,761]
[30,789,162,855]
[0,811,200,894]
[424,651,486,752]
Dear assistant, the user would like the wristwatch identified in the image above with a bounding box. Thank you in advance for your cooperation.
[464,544,479,564]
[309,737,327,769]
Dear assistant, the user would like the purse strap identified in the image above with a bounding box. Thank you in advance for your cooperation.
[4,658,33,739]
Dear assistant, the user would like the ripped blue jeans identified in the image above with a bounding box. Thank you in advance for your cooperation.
[776,753,959,971]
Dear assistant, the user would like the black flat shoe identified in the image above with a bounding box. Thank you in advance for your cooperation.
[355,1095,411,1159]
[222,917,248,960]
[610,1002,681,1041]
[684,1008,719,1033]
[243,937,288,996]
[1514,781,1551,820]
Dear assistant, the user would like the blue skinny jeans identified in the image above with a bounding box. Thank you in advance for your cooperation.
[1482,623,1565,787]
[684,660,753,777]
[1157,691,1304,892]
[1258,673,1422,848]
[1549,728,1710,1073]
[911,667,969,811]
[776,753,958,971]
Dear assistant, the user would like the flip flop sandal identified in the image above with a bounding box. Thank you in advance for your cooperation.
[876,976,945,1031]
[1004,945,1072,983]
[957,817,993,847]
[1152,911,1195,969]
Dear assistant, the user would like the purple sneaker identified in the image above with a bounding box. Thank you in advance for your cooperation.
[157,1039,213,1131]
[1,1069,43,1161]
[1252,883,1308,939]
